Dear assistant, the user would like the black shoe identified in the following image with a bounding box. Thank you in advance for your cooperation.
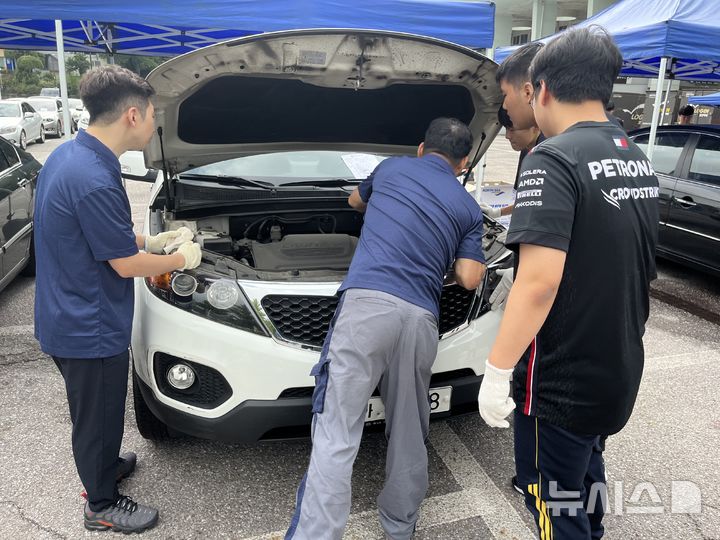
[84,495,159,533]
[511,476,524,495]
[116,452,137,482]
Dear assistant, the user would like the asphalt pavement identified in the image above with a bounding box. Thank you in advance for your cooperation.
[0,135,718,539]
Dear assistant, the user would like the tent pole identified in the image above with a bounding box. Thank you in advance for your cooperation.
[55,20,72,141]
[646,56,668,160]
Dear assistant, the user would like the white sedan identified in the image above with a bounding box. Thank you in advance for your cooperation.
[0,100,45,149]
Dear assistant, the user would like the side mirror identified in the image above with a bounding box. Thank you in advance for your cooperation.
[120,150,159,182]
[24,112,34,119]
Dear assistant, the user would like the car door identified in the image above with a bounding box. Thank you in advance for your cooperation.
[631,130,692,254]
[21,103,40,141]
[0,138,33,279]
[664,133,720,271]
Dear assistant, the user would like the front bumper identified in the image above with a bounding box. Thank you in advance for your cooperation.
[135,369,482,443]
[43,120,59,133]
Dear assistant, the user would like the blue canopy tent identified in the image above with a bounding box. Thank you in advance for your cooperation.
[688,92,720,106]
[0,1,495,56]
[1,0,495,141]
[494,0,720,158]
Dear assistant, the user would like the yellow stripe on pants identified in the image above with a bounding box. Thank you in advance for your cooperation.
[531,417,554,540]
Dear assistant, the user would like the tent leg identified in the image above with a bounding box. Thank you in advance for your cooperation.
[660,77,672,124]
[55,20,72,141]
[646,56,668,160]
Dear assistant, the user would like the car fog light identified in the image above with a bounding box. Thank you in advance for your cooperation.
[206,280,239,310]
[171,273,197,297]
[167,364,196,390]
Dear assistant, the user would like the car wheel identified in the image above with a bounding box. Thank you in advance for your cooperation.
[36,126,45,144]
[19,130,27,150]
[20,231,36,277]
[132,370,171,441]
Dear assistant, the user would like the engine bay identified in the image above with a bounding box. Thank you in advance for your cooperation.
[157,208,508,275]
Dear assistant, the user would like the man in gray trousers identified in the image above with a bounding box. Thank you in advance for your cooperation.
[285,118,487,540]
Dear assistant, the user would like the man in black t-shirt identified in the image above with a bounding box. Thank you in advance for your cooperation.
[478,28,659,539]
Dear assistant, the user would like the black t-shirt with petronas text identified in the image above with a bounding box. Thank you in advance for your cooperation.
[506,121,659,436]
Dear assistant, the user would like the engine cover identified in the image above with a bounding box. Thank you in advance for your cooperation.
[251,234,358,271]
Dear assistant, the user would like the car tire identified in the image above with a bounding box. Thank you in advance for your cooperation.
[19,130,27,150]
[36,127,45,144]
[133,370,172,441]
[20,231,36,277]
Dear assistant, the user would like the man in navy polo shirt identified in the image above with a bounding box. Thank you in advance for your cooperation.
[286,118,487,540]
[34,66,201,534]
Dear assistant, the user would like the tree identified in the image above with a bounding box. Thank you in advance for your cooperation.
[66,54,91,75]
[113,55,168,77]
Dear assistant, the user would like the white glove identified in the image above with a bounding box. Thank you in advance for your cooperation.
[489,268,513,311]
[176,241,202,270]
[479,201,501,219]
[144,226,193,254]
[478,360,516,428]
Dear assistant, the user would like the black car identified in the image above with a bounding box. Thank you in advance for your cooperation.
[629,125,720,276]
[0,135,40,291]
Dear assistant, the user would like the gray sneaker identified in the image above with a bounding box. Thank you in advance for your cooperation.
[84,496,159,533]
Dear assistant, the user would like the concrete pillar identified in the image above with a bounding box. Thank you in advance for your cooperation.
[587,0,614,18]
[494,14,513,49]
[532,0,558,41]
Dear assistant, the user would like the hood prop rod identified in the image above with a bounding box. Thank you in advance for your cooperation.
[462,131,486,187]
[157,126,174,211]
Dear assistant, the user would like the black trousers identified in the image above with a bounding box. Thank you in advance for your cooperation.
[514,410,608,540]
[53,351,129,511]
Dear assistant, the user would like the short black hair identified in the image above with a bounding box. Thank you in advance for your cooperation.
[679,104,695,116]
[496,42,544,86]
[498,107,513,129]
[423,118,473,165]
[605,99,615,111]
[529,27,622,104]
[80,65,155,126]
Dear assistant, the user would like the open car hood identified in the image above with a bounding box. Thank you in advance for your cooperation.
[144,29,502,174]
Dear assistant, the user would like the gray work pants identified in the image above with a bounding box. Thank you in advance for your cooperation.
[286,288,439,540]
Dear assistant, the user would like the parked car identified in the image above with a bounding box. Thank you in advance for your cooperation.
[0,100,45,149]
[26,97,71,137]
[122,29,508,444]
[77,108,90,131]
[630,124,720,276]
[68,98,84,129]
[39,87,60,98]
[0,135,39,292]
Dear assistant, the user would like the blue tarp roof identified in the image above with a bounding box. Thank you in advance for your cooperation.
[688,92,720,106]
[495,0,720,81]
[0,0,495,56]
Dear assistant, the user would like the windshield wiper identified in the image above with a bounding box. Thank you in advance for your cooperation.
[178,173,275,190]
[279,178,361,187]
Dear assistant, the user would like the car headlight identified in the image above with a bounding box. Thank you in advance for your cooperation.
[0,126,15,134]
[145,271,268,336]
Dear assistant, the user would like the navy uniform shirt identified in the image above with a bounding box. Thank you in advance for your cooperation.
[507,121,659,435]
[34,130,139,358]
[339,154,486,320]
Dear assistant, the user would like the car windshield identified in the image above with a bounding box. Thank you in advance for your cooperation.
[0,103,20,117]
[28,99,57,112]
[184,151,388,185]
[68,99,83,108]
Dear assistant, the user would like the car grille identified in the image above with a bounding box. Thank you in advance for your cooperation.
[261,284,476,349]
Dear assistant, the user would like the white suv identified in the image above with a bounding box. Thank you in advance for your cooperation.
[124,29,510,443]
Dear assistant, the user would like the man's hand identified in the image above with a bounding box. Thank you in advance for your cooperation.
[478,360,516,428]
[348,188,368,213]
[479,201,501,219]
[489,268,514,311]
[177,241,202,270]
[145,227,193,254]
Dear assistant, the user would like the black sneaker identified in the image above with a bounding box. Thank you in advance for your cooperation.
[511,476,524,495]
[84,495,159,533]
[116,452,137,482]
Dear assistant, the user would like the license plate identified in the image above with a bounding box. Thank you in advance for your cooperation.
[365,386,452,422]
